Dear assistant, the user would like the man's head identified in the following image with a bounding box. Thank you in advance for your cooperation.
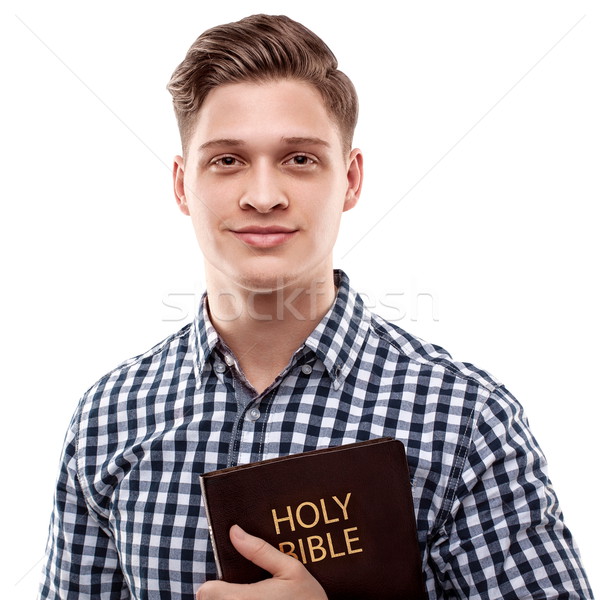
[169,15,363,295]
[167,14,358,157]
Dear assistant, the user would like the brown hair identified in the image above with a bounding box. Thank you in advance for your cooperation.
[167,14,358,155]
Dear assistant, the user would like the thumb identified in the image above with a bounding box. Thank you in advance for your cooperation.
[229,524,298,578]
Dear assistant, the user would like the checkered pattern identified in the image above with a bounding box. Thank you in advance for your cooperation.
[39,270,593,599]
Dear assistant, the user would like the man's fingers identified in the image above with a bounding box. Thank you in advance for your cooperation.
[196,579,255,600]
[228,524,301,578]
[196,526,327,599]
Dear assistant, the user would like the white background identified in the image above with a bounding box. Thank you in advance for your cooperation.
[1,1,598,597]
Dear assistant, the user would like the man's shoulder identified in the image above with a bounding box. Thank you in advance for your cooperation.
[367,311,502,394]
[79,321,195,408]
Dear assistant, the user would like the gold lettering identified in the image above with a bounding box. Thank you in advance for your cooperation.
[298,537,307,564]
[332,493,352,520]
[272,505,295,535]
[326,531,346,558]
[344,527,363,554]
[320,498,340,524]
[278,541,298,560]
[307,535,327,562]
[296,501,320,529]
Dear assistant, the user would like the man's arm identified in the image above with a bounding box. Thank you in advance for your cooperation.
[39,408,128,599]
[196,525,327,600]
[429,385,593,598]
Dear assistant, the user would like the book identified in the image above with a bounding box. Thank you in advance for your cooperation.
[200,437,427,600]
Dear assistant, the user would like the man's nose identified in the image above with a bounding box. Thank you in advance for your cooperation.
[239,162,289,212]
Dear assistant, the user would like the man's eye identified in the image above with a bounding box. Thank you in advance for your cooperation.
[285,154,316,166]
[214,156,241,167]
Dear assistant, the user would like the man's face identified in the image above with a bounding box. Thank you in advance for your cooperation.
[173,79,363,293]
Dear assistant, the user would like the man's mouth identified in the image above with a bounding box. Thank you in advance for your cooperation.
[231,226,298,248]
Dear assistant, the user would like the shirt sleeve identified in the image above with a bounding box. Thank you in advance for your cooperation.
[429,385,594,599]
[38,405,129,599]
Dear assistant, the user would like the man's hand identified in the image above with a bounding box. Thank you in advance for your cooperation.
[197,524,328,600]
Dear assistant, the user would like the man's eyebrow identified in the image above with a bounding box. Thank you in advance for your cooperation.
[198,136,331,151]
[198,138,246,151]
[282,136,330,147]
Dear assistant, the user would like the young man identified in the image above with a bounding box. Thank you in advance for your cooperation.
[39,14,593,600]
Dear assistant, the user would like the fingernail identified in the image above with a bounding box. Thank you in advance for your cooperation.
[231,524,247,541]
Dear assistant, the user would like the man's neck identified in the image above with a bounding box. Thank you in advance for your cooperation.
[206,273,337,394]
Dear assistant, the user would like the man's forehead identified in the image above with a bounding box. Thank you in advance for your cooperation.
[190,80,343,147]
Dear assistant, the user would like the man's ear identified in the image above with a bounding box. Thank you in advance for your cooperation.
[173,155,190,216]
[343,148,363,212]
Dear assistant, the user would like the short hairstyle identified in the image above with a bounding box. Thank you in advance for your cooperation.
[167,14,358,155]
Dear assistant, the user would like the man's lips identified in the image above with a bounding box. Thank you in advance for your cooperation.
[230,226,298,248]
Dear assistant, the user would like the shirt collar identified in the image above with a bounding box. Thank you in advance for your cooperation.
[303,270,371,389]
[192,269,371,390]
[191,293,220,387]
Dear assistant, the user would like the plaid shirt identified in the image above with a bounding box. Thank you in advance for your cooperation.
[40,270,593,599]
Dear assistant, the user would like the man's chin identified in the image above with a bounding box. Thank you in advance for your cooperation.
[234,270,294,294]
[206,257,333,295]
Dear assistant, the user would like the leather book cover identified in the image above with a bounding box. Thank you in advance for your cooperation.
[200,437,426,600]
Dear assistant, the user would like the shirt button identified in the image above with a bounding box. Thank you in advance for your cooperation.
[224,354,235,366]
[301,364,313,375]
[247,407,261,422]
[214,363,226,374]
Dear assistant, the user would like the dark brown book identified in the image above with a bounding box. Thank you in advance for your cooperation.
[200,437,426,600]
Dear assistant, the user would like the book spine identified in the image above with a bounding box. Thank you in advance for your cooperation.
[199,476,223,580]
